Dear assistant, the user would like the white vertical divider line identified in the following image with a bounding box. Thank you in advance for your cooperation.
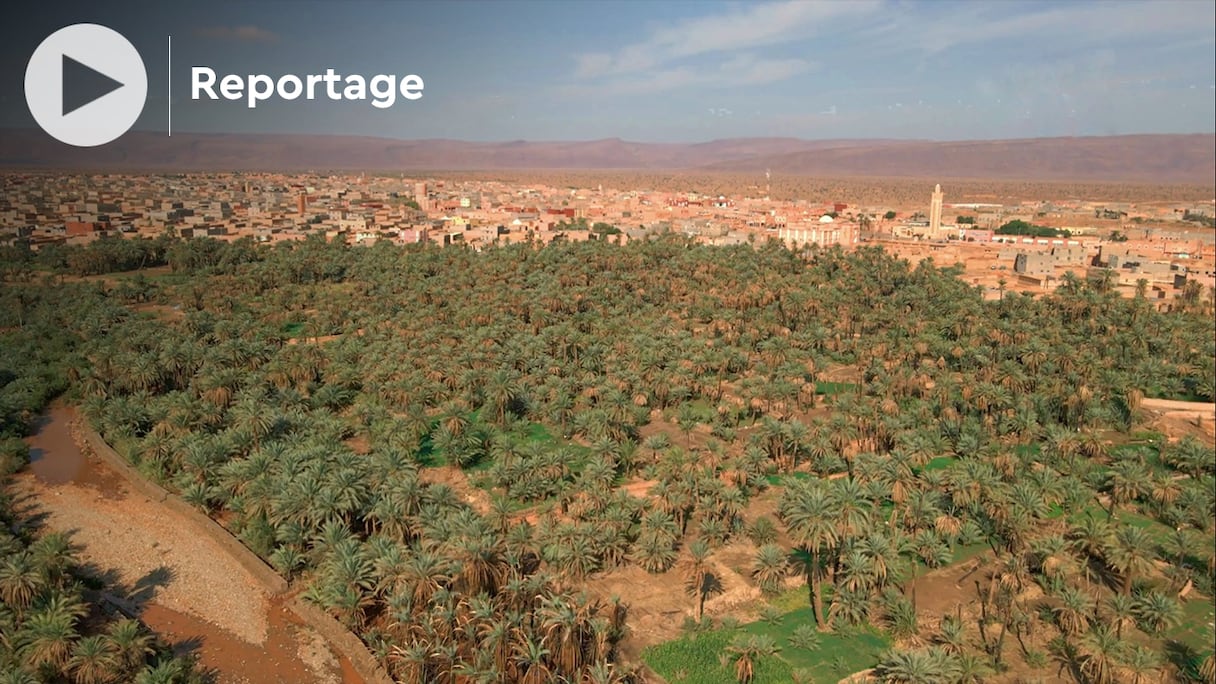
[167,34,172,136]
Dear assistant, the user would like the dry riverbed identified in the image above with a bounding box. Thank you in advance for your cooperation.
[17,404,360,684]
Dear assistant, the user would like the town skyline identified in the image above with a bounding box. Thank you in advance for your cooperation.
[6,170,1212,297]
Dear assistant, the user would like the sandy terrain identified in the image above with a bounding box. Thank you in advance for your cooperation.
[1139,398,1216,413]
[1140,397,1216,441]
[17,405,355,684]
[15,470,271,644]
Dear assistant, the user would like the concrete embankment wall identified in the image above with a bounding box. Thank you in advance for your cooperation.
[78,424,289,594]
[77,420,394,684]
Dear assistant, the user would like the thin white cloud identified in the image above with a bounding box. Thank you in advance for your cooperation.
[562,0,1213,109]
[576,0,880,78]
[195,25,280,43]
[564,55,816,96]
[876,1,1214,56]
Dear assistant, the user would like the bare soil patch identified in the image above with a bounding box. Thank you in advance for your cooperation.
[617,478,657,500]
[419,464,492,514]
[584,565,694,659]
[132,302,185,322]
[17,405,357,684]
[819,364,862,384]
[1140,398,1216,441]
[585,539,764,659]
[638,415,719,453]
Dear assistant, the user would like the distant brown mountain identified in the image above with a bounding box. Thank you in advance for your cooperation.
[0,130,905,172]
[0,129,1211,184]
[697,134,1216,185]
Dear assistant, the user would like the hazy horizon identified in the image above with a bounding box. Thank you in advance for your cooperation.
[2,126,1214,146]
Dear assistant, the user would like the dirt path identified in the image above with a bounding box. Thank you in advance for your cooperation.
[17,405,359,684]
[1139,398,1216,413]
[1139,397,1215,441]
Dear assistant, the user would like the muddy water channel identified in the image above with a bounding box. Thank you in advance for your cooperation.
[20,403,362,684]
[27,405,88,484]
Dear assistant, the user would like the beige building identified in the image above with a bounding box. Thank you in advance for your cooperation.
[776,217,857,249]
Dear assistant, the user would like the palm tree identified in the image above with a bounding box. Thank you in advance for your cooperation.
[1104,526,1156,595]
[1131,590,1182,636]
[871,646,961,684]
[1068,514,1112,564]
[631,534,677,574]
[1118,645,1161,684]
[28,532,77,587]
[953,652,993,683]
[399,549,452,607]
[907,529,951,611]
[836,547,875,595]
[832,476,874,539]
[675,403,700,448]
[390,641,431,683]
[132,656,199,684]
[680,539,714,620]
[1104,460,1148,515]
[1078,624,1126,684]
[752,544,789,596]
[512,635,552,684]
[450,533,506,595]
[0,667,39,684]
[68,635,121,684]
[106,618,154,674]
[0,552,43,612]
[724,633,780,684]
[16,606,78,674]
[484,369,525,424]
[642,434,670,464]
[935,614,966,655]
[1053,584,1095,636]
[1199,650,1215,684]
[780,481,839,627]
[1101,594,1136,639]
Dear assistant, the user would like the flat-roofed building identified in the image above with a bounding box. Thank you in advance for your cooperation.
[1014,252,1054,276]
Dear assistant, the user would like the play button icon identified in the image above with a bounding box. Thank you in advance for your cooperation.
[62,55,126,117]
[25,24,147,147]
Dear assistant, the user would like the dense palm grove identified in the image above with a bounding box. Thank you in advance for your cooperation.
[0,289,206,683]
[1,233,1214,683]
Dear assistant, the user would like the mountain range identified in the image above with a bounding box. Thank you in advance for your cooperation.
[0,130,1211,185]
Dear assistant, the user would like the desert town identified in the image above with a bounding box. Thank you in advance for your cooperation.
[1,172,1213,304]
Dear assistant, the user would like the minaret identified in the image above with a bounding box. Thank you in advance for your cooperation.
[929,183,943,237]
[414,181,429,212]
[765,168,771,201]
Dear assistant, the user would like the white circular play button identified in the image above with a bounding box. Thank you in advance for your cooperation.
[25,23,147,147]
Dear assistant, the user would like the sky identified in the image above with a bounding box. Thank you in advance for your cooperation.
[1,0,1213,142]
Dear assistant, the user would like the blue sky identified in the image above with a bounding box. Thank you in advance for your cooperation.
[2,0,1214,141]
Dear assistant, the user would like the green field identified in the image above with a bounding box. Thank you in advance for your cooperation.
[921,455,956,472]
[765,471,813,487]
[1167,595,1215,652]
[643,610,890,684]
[281,321,305,336]
[815,381,856,396]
